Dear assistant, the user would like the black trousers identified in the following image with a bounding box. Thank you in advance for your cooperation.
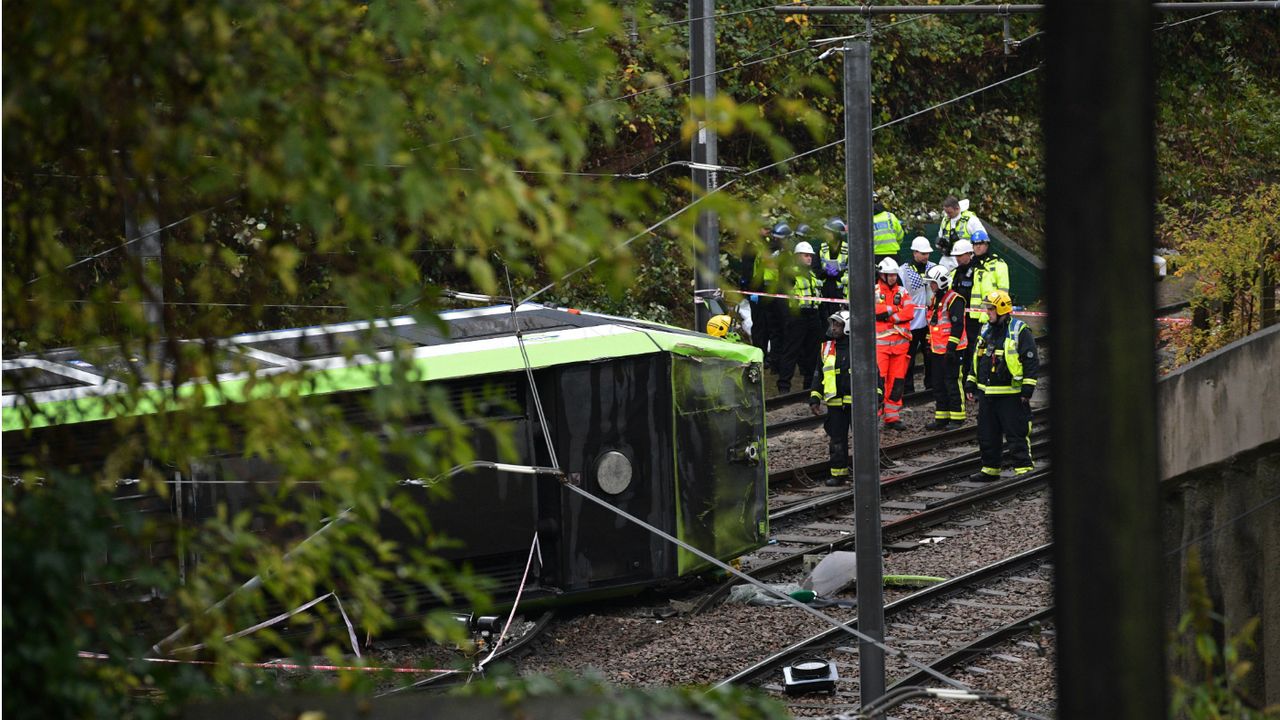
[930,353,966,421]
[977,394,1033,473]
[904,327,932,392]
[776,310,822,392]
[825,404,851,476]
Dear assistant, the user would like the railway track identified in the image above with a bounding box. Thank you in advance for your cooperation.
[714,544,1055,705]
[696,461,1053,612]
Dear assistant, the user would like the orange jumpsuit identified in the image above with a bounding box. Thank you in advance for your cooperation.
[875,278,915,427]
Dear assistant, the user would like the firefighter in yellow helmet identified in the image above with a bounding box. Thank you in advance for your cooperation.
[706,312,747,340]
[964,290,1039,480]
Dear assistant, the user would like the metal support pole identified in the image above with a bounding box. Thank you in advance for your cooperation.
[690,0,720,330]
[124,192,164,331]
[843,40,886,706]
[1044,1,1165,717]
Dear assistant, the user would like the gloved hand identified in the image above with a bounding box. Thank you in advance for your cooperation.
[1021,396,1032,410]
[945,348,959,364]
[809,400,824,416]
[748,294,759,303]
[822,259,841,277]
[875,311,891,321]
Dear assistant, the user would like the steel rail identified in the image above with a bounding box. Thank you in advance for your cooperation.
[713,543,1055,688]
[885,606,1054,692]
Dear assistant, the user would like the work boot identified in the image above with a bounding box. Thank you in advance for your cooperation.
[969,470,1000,482]
[923,419,949,431]
[824,476,847,487]
[882,422,905,432]
[949,419,968,429]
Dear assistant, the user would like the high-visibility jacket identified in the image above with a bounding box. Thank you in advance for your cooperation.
[872,211,904,255]
[791,269,822,309]
[928,289,968,354]
[967,317,1039,397]
[874,279,914,348]
[937,209,977,255]
[811,339,852,406]
[969,253,1011,319]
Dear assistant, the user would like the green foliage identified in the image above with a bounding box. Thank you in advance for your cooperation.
[1163,183,1280,360]
[1169,548,1278,718]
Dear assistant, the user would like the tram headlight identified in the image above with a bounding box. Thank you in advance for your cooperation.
[594,450,633,495]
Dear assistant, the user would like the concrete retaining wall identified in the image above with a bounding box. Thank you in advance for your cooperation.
[1158,324,1280,481]
[1159,325,1280,707]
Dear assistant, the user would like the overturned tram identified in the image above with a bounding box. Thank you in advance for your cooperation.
[2,304,769,612]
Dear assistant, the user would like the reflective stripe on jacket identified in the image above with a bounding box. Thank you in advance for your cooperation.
[969,254,1011,319]
[970,317,1039,396]
[872,211,904,255]
[874,280,914,346]
[928,290,968,353]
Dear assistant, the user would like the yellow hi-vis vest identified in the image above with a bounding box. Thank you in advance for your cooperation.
[815,340,849,406]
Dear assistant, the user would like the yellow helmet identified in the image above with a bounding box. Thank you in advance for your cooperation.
[983,290,1013,316]
[706,314,733,338]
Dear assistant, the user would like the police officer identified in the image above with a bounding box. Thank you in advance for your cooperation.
[923,265,968,430]
[818,218,849,319]
[970,229,1010,316]
[872,194,905,265]
[808,311,853,486]
[901,236,936,394]
[964,290,1039,480]
[935,196,985,270]
[775,241,823,395]
[748,222,792,370]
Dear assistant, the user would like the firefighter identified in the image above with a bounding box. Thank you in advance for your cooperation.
[964,290,1039,480]
[705,314,741,343]
[808,311,853,486]
[775,241,823,395]
[872,194,905,265]
[949,238,980,372]
[923,265,968,430]
[874,257,915,431]
[818,218,849,319]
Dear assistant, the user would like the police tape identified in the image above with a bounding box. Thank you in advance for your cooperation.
[710,290,1192,323]
[77,650,452,674]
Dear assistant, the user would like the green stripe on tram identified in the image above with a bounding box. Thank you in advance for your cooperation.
[3,327,759,432]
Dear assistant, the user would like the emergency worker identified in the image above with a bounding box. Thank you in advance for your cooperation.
[775,241,823,395]
[969,229,1010,315]
[935,196,985,270]
[818,218,849,319]
[808,311,854,486]
[901,236,936,394]
[748,222,792,369]
[965,290,1039,480]
[705,314,741,343]
[949,239,980,372]
[924,265,968,430]
[874,257,915,430]
[872,195,905,265]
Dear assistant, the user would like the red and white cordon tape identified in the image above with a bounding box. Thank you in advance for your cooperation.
[77,651,451,674]
[707,290,1192,323]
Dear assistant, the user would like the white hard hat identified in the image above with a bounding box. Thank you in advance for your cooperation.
[830,310,851,335]
[926,264,951,289]
[910,236,933,253]
[876,257,899,274]
[794,241,815,255]
[950,239,974,256]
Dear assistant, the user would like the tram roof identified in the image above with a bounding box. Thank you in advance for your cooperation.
[2,303,759,431]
